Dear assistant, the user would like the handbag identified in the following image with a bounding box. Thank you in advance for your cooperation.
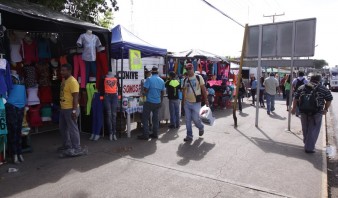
[187,78,202,103]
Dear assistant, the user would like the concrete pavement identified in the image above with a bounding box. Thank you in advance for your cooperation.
[0,96,327,198]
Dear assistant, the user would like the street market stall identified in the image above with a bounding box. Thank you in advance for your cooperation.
[0,0,110,160]
[110,24,168,137]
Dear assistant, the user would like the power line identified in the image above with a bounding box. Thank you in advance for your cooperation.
[201,0,244,28]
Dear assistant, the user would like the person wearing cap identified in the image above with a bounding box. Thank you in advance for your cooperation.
[291,74,333,153]
[264,72,279,115]
[165,71,181,129]
[182,63,209,142]
[138,66,165,140]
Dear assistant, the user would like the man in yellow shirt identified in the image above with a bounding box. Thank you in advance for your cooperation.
[58,64,87,157]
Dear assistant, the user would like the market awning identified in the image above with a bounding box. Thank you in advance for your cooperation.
[110,24,167,59]
[169,49,228,63]
[0,0,109,33]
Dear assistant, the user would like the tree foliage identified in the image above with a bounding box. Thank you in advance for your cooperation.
[313,59,328,69]
[26,0,118,25]
[98,10,114,29]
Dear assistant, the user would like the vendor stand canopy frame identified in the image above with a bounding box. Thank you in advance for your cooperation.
[169,49,228,63]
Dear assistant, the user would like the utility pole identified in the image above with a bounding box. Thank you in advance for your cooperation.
[263,12,285,23]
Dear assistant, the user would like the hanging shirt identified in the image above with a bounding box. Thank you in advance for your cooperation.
[0,59,13,95]
[23,65,37,88]
[36,62,51,86]
[27,105,42,127]
[0,98,7,135]
[77,33,102,61]
[7,75,26,108]
[38,38,51,59]
[60,76,79,109]
[27,86,40,106]
[10,40,23,63]
[104,77,118,94]
[22,40,38,63]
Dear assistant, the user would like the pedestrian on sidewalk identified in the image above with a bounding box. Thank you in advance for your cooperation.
[263,73,279,115]
[250,76,257,106]
[237,79,246,112]
[284,74,291,111]
[166,71,181,129]
[292,71,308,116]
[291,74,333,153]
[259,76,265,107]
[58,64,87,157]
[138,66,165,140]
[182,63,209,142]
[280,75,287,99]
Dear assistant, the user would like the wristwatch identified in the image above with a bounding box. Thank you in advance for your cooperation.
[72,110,76,114]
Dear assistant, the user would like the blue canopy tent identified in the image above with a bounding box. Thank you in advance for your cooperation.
[110,25,167,59]
[110,25,167,127]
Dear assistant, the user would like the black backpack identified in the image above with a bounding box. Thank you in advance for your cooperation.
[298,84,320,115]
[294,78,305,91]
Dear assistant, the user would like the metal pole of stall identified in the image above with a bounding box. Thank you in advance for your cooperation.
[233,24,248,127]
[119,47,124,137]
[255,25,263,127]
[287,21,296,131]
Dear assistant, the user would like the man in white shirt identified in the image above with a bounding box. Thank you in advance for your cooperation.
[264,73,279,115]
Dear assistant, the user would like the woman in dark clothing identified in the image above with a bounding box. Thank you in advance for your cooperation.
[259,77,265,107]
[250,76,257,105]
[238,79,246,112]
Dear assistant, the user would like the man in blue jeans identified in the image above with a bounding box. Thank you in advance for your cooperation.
[263,73,279,115]
[165,71,181,129]
[182,63,209,142]
[138,66,165,140]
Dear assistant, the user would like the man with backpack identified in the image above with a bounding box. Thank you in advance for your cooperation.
[291,74,333,153]
[182,63,209,142]
[292,71,308,92]
[165,71,181,129]
[292,71,308,116]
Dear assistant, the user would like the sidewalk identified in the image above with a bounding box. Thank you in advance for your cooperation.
[0,97,326,198]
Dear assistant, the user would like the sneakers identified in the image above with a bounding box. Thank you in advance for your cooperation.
[60,147,88,157]
[93,135,100,141]
[149,134,158,139]
[110,134,118,141]
[137,135,149,140]
[305,150,315,154]
[89,134,95,140]
[183,137,193,142]
[18,155,24,162]
[199,129,204,137]
[13,155,20,164]
[57,145,69,152]
[267,111,271,115]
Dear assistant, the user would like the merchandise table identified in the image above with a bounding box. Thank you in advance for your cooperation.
[118,97,172,138]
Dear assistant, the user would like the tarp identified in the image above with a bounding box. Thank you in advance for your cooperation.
[0,0,109,33]
[169,49,228,63]
[110,25,167,59]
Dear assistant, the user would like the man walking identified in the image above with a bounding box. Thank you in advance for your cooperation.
[166,71,181,129]
[138,66,165,140]
[182,63,209,142]
[291,74,333,153]
[292,71,308,116]
[59,64,87,157]
[264,73,279,115]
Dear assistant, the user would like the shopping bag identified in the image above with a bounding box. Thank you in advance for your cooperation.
[199,105,215,126]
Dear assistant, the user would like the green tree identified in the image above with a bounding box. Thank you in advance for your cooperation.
[313,59,328,69]
[98,10,114,29]
[26,0,118,25]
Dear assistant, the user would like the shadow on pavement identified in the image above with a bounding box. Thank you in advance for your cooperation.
[269,112,287,120]
[176,138,215,166]
[0,129,159,197]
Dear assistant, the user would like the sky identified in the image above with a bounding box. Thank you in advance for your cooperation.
[113,0,338,66]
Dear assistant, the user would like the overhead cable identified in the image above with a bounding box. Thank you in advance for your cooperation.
[200,0,244,28]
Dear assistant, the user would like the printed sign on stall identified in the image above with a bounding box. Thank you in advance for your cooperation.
[129,49,142,70]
